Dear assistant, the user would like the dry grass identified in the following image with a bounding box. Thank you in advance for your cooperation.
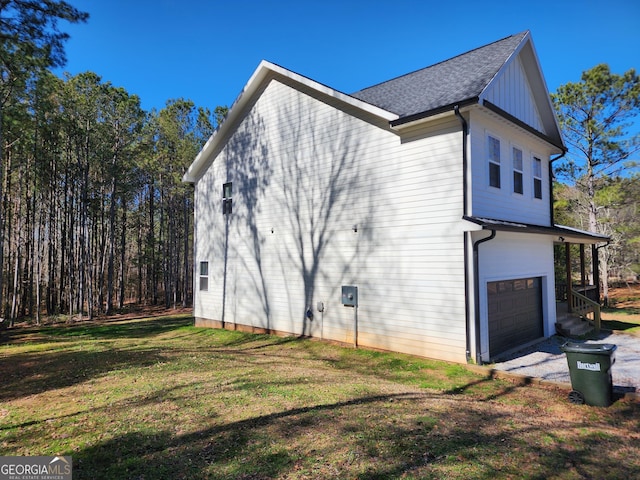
[1,306,639,479]
[602,284,640,333]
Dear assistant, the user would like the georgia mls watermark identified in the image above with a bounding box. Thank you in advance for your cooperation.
[0,456,72,480]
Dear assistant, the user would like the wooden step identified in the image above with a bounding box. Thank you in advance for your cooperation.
[555,314,594,338]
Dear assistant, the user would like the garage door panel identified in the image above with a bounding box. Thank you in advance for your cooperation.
[488,277,543,358]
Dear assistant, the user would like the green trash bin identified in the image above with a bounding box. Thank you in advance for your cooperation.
[560,342,617,407]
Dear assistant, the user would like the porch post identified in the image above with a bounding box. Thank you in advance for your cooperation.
[592,244,601,304]
[580,244,586,289]
[565,242,572,313]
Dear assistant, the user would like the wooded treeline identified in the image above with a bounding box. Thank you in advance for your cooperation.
[0,0,227,325]
[555,175,640,285]
[1,70,222,324]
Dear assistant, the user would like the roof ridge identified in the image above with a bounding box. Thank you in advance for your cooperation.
[353,31,528,95]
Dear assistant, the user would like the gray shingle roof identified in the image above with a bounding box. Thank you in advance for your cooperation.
[350,32,528,122]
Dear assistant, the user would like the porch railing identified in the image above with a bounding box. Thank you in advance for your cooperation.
[570,289,601,335]
[556,284,599,303]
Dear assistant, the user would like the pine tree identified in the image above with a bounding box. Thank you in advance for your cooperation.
[552,64,640,304]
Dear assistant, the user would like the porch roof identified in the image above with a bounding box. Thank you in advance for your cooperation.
[464,216,610,244]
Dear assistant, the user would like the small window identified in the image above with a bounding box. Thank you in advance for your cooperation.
[512,147,523,194]
[199,261,209,291]
[222,182,232,215]
[533,157,542,199]
[488,135,501,188]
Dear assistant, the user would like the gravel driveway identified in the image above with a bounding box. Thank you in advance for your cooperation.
[492,331,640,395]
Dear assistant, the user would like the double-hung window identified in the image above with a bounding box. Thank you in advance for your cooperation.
[512,147,523,194]
[488,135,501,188]
[533,157,542,199]
[199,261,209,291]
[222,182,233,215]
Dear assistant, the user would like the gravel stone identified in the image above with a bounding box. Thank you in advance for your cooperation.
[492,331,640,394]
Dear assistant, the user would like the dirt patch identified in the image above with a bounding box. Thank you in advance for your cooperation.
[602,286,640,329]
[7,304,192,329]
[607,284,640,309]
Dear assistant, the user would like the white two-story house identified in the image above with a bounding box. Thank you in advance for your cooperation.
[183,31,607,364]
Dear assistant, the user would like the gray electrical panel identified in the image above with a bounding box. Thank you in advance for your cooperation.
[341,285,358,307]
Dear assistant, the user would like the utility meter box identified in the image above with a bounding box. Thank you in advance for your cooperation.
[341,285,358,307]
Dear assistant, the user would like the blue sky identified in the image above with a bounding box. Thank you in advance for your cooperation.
[57,0,639,126]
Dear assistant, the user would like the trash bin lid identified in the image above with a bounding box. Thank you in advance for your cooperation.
[560,342,617,355]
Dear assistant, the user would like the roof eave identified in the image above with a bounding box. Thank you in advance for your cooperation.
[482,100,566,153]
[464,216,610,244]
[389,97,479,129]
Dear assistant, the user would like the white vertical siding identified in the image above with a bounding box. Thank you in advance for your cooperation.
[194,79,469,363]
[484,56,544,133]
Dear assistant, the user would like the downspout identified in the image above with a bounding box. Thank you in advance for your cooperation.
[454,106,469,218]
[454,106,473,362]
[473,230,496,364]
[594,239,611,306]
[549,151,566,309]
[548,151,566,225]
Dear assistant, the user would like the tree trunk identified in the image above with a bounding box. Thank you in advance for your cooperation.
[35,209,43,326]
[183,195,190,308]
[147,182,157,305]
[0,105,5,319]
[136,200,143,304]
[119,204,126,309]
[587,158,610,305]
[105,175,117,315]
